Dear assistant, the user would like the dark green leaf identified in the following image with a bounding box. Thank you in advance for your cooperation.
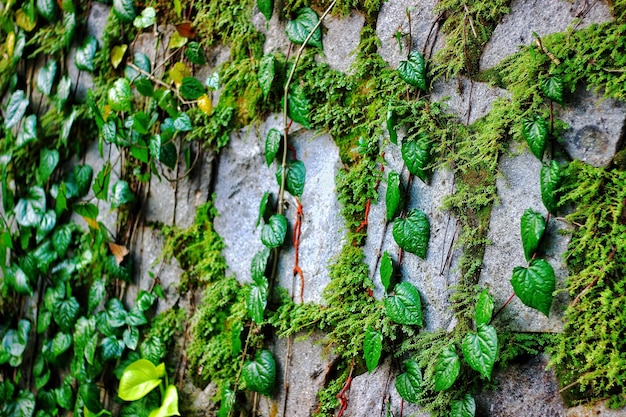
[380,251,395,293]
[37,60,57,95]
[52,332,72,357]
[384,281,422,326]
[475,288,494,326]
[136,78,154,97]
[287,84,311,129]
[251,247,271,283]
[257,0,273,20]
[265,128,281,167]
[541,75,564,105]
[93,162,111,201]
[36,210,56,242]
[62,12,76,50]
[247,277,268,324]
[180,77,205,100]
[35,369,51,390]
[36,0,57,21]
[37,148,59,184]
[261,214,287,248]
[108,78,132,112]
[159,142,177,169]
[462,324,497,379]
[106,298,128,328]
[398,51,427,91]
[173,112,193,131]
[55,378,74,409]
[113,0,135,22]
[386,108,398,145]
[540,161,562,214]
[520,209,545,261]
[100,336,125,361]
[5,90,29,129]
[231,322,243,356]
[510,259,555,316]
[217,388,236,417]
[111,180,135,208]
[60,109,77,144]
[74,165,93,197]
[522,116,548,160]
[434,345,460,391]
[394,359,421,403]
[79,383,102,414]
[386,171,403,221]
[185,42,206,65]
[17,115,38,148]
[38,311,51,333]
[140,336,164,364]
[75,36,97,72]
[276,160,306,198]
[123,327,139,350]
[285,7,322,48]
[450,394,476,417]
[258,54,275,99]
[126,307,147,326]
[72,202,98,219]
[102,120,117,143]
[136,290,156,311]
[401,133,431,182]
[392,209,430,259]
[56,76,72,105]
[126,52,151,80]
[5,265,33,295]
[55,297,80,332]
[15,186,46,227]
[257,191,271,228]
[243,350,276,396]
[364,326,382,372]
[74,316,96,351]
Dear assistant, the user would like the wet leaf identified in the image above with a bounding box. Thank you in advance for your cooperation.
[395,359,421,403]
[398,51,427,91]
[5,90,29,129]
[37,148,59,184]
[364,326,382,372]
[15,186,46,227]
[510,259,555,316]
[276,160,306,198]
[462,324,497,379]
[258,54,275,100]
[380,251,395,293]
[185,42,206,65]
[75,36,97,71]
[386,108,398,145]
[522,116,548,160]
[540,161,562,214]
[541,75,564,105]
[386,170,403,221]
[36,0,57,22]
[37,60,57,96]
[392,209,430,259]
[111,180,135,208]
[434,345,460,391]
[285,7,322,49]
[261,214,287,248]
[401,132,431,182]
[247,276,268,324]
[16,115,38,148]
[265,128,281,167]
[243,350,276,396]
[118,359,164,401]
[520,209,545,262]
[251,247,271,282]
[108,78,132,112]
[180,77,205,100]
[384,281,422,326]
[113,0,135,22]
[287,84,311,129]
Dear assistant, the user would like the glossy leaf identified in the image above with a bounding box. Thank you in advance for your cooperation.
[16,114,38,148]
[363,326,382,372]
[37,148,59,184]
[111,180,135,208]
[285,7,322,48]
[510,259,555,316]
[36,0,57,21]
[398,51,427,91]
[136,78,154,97]
[256,191,270,228]
[37,60,57,95]
[258,54,275,99]
[257,0,273,20]
[276,160,306,198]
[287,84,311,129]
[101,336,125,361]
[5,90,29,129]
[205,73,220,90]
[133,7,155,28]
[108,78,132,112]
[123,326,139,350]
[265,128,281,167]
[75,36,97,72]
[395,359,422,403]
[137,290,156,311]
[522,116,548,160]
[434,345,460,391]
[185,42,206,65]
[79,382,103,414]
[450,394,476,417]
[386,171,403,221]
[540,161,562,214]
[261,214,287,248]
[111,44,128,69]
[5,266,32,295]
[126,307,148,326]
[380,251,395,293]
[148,385,180,417]
[180,77,205,100]
[462,324,497,379]
[74,165,93,197]
[51,224,72,257]
[106,298,128,328]
[541,75,564,105]
[520,209,545,261]
[15,186,46,227]
[242,350,276,396]
[251,247,271,283]
[113,0,136,22]
[36,210,57,242]
[73,202,98,219]
[52,332,72,356]
[55,297,80,332]
[173,112,192,131]
[118,359,164,401]
[384,281,422,326]
[247,277,268,324]
[392,209,430,259]
[401,133,431,182]
[475,288,494,326]
[386,108,398,145]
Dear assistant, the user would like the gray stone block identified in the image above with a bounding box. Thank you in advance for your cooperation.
[319,12,364,73]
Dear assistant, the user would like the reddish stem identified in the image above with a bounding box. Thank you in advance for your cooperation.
[336,359,356,417]
[293,197,304,303]
[492,292,516,321]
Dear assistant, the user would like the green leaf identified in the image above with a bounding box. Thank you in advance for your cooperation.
[12,391,36,417]
[434,345,460,391]
[541,75,564,105]
[15,186,46,227]
[276,160,306,198]
[33,240,58,273]
[111,44,128,69]
[126,307,148,326]
[38,311,52,333]
[136,290,156,311]
[123,327,139,350]
[386,108,398,145]
[261,214,287,248]
[401,133,431,182]
[36,210,57,242]
[243,350,276,396]
[75,36,98,72]
[93,162,111,201]
[380,251,395,293]
[74,165,93,197]
[108,78,132,112]
[475,288,494,326]
[148,385,180,417]
[394,359,422,403]
[287,84,311,129]
[510,259,555,316]
[37,148,59,184]
[113,0,135,22]
[363,326,382,372]
[111,180,135,208]
[450,394,476,417]
[118,359,163,401]
[462,324,497,379]
[55,297,80,332]
[37,60,57,96]
[106,298,128,328]
[55,377,74,409]
[257,0,273,20]
[522,116,548,160]
[386,171,403,221]
[52,332,72,357]
[384,281,422,326]
[185,42,206,65]
[247,277,268,324]
[79,383,103,414]
[5,90,29,129]
[73,202,98,219]
[265,128,281,167]
[392,209,430,259]
[136,78,154,97]
[231,322,243,356]
[398,51,427,91]
[258,54,275,99]
[17,114,38,148]
[36,0,57,21]
[101,336,125,361]
[180,77,205,100]
[62,12,76,50]
[520,209,545,262]
[285,7,322,48]
[251,247,271,283]
[56,76,72,105]
[540,161,562,214]
[173,112,192,131]
[133,7,155,28]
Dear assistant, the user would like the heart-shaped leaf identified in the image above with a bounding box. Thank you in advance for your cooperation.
[434,345,460,391]
[475,288,494,326]
[256,191,271,228]
[380,251,395,293]
[173,112,193,131]
[401,133,431,182]
[55,297,80,332]
[395,359,422,403]
[123,326,139,350]
[462,324,497,379]
[265,128,281,167]
[5,265,33,295]
[287,84,311,129]
[251,247,271,283]
[276,160,306,198]
[118,359,164,401]
[16,114,38,148]
[247,277,268,324]
[258,54,275,100]
[522,116,548,160]
[398,51,427,91]
[133,7,155,28]
[261,214,287,248]
[15,186,46,227]
[180,77,205,100]
[386,171,403,221]
[52,332,72,356]
[540,161,562,214]
[243,350,276,396]
[510,259,555,316]
[111,44,128,69]
[285,7,322,49]
[541,75,564,105]
[148,385,180,417]
[88,279,106,313]
[392,209,430,259]
[185,41,206,65]
[108,78,132,112]
[364,326,382,372]
[113,0,136,22]
[75,36,97,71]
[450,394,476,417]
[384,281,422,326]
[520,209,545,261]
[36,210,56,242]
[386,107,398,145]
[37,60,57,96]
[111,180,135,208]
[52,223,72,257]
[257,0,273,20]
[5,90,29,129]
[36,0,57,22]
[74,164,93,197]
[37,148,59,184]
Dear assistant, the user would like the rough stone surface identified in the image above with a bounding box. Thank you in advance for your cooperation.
[430,76,509,125]
[557,85,626,167]
[476,355,567,417]
[253,7,291,57]
[376,0,444,68]
[479,145,570,332]
[213,115,346,303]
[481,0,613,69]
[320,12,365,73]
[567,401,626,416]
